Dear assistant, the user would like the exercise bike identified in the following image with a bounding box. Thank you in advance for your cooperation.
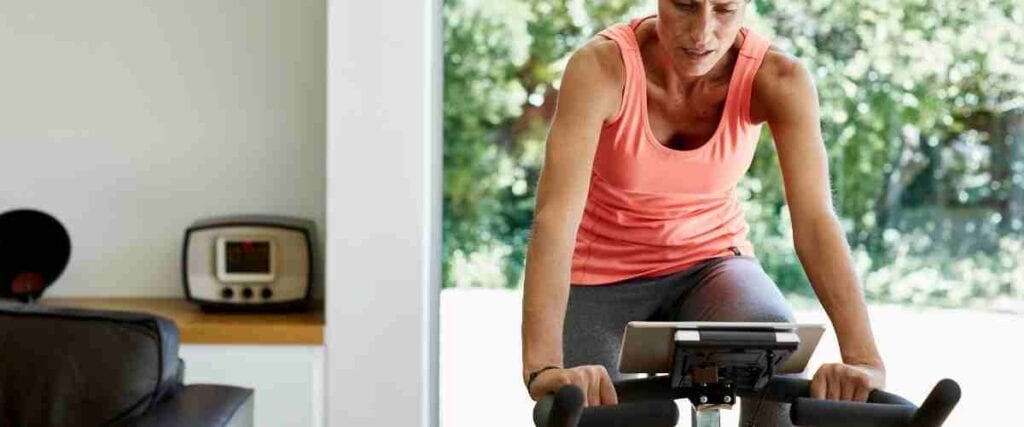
[534,322,960,427]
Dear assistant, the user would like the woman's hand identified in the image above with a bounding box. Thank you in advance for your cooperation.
[810,362,887,402]
[528,365,619,407]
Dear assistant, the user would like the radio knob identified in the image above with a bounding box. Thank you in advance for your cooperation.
[261,288,273,300]
[241,287,254,299]
[221,288,234,299]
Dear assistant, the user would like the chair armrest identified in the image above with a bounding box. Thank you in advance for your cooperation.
[127,384,254,427]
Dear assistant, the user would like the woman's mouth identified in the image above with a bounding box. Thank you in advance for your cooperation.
[682,48,714,60]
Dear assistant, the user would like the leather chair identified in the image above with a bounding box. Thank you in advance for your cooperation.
[0,300,253,427]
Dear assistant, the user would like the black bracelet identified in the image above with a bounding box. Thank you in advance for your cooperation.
[526,365,562,391]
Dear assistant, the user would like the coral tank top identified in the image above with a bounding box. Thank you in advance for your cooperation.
[570,17,772,285]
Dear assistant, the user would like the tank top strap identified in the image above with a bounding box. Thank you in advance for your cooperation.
[596,23,638,52]
[734,28,773,124]
[595,21,647,128]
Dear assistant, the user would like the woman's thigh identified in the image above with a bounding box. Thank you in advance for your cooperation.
[671,256,795,324]
[562,275,679,381]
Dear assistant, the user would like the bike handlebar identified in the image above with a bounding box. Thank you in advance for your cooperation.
[533,377,960,427]
[533,385,679,427]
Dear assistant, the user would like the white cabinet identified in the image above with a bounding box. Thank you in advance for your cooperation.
[180,344,325,427]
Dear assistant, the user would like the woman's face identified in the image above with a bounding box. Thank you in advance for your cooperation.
[656,0,748,77]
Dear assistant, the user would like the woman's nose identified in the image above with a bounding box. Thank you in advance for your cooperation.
[689,8,715,49]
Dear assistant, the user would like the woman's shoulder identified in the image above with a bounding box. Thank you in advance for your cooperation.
[759,46,807,80]
[569,36,626,87]
[749,47,815,124]
[559,37,627,122]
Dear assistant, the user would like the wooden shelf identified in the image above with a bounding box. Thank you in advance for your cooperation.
[40,298,324,345]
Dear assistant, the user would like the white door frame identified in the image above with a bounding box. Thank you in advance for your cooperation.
[325,0,442,425]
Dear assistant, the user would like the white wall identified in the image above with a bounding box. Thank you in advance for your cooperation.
[0,0,326,297]
[326,0,442,425]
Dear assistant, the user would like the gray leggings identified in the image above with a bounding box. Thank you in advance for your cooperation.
[564,255,797,427]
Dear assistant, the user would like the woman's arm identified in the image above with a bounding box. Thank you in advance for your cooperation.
[753,51,886,401]
[521,39,623,404]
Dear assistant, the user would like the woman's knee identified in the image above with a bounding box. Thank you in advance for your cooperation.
[677,257,795,323]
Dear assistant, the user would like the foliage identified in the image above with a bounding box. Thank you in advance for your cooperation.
[860,233,1024,307]
[750,0,1024,253]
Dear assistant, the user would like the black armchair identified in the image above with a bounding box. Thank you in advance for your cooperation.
[0,300,253,427]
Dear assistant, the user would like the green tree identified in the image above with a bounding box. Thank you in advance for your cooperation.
[747,0,1024,296]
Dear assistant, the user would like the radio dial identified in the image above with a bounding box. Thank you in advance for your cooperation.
[261,288,273,300]
[241,287,254,299]
[221,288,234,299]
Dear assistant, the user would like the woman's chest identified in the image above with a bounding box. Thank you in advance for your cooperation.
[592,117,761,195]
[645,85,729,152]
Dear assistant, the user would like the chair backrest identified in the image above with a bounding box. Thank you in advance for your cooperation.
[0,300,183,426]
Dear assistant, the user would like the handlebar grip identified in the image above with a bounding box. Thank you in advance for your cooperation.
[909,379,961,427]
[758,377,914,406]
[533,385,584,427]
[578,400,678,427]
[791,397,915,426]
[533,385,679,427]
[788,379,961,427]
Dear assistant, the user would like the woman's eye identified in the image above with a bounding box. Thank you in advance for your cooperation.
[716,8,737,15]
[675,2,699,11]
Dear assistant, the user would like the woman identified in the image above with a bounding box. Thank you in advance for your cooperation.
[520,1,886,425]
